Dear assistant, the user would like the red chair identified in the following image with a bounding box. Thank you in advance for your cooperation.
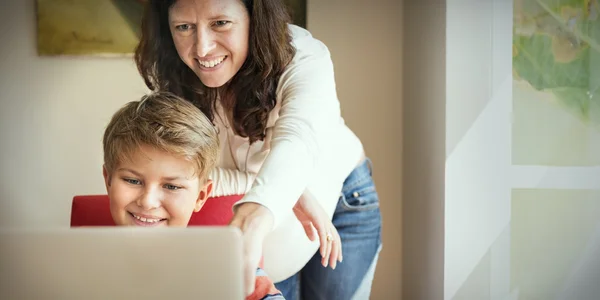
[70,194,244,227]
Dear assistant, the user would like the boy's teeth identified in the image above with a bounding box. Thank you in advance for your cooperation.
[133,214,161,223]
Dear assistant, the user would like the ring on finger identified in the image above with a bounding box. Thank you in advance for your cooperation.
[326,233,333,242]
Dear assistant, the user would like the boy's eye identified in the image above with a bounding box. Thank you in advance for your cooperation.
[124,178,141,185]
[164,184,182,190]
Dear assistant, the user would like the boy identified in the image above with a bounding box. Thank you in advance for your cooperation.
[101,92,284,300]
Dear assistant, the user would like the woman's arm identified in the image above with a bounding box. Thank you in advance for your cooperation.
[209,167,256,197]
[233,31,340,229]
[229,27,343,296]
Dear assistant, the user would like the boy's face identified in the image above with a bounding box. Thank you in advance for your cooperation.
[103,144,212,227]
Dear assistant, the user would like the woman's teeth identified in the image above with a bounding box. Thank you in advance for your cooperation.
[198,56,226,68]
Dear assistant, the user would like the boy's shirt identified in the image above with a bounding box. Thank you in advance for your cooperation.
[248,268,285,300]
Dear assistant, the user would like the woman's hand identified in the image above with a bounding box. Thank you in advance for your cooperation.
[293,194,342,269]
[228,202,274,297]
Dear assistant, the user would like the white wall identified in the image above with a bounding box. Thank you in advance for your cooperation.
[0,0,150,228]
[0,0,403,298]
[307,1,403,298]
[402,1,446,299]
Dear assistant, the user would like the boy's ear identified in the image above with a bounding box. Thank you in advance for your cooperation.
[102,165,111,191]
[194,179,213,212]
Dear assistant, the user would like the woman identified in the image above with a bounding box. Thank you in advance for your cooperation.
[134,0,382,299]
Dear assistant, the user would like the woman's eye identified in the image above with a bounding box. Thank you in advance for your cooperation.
[164,184,181,190]
[124,178,141,185]
[214,20,231,27]
[175,24,193,31]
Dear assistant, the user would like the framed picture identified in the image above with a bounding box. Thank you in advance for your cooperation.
[36,0,307,57]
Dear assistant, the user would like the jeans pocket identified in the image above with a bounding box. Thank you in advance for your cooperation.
[341,184,380,211]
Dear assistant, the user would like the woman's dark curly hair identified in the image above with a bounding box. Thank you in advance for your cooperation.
[135,0,296,143]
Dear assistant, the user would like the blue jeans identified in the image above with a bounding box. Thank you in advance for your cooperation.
[274,158,383,300]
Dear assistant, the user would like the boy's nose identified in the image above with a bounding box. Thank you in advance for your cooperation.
[136,189,161,210]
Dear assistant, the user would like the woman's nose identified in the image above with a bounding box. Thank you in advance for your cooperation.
[195,28,217,58]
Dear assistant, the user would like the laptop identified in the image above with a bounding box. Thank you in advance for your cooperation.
[0,227,244,300]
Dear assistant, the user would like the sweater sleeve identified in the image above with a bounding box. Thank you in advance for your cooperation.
[233,29,341,229]
[209,167,256,197]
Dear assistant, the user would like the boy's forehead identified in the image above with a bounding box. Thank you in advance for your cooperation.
[116,145,200,180]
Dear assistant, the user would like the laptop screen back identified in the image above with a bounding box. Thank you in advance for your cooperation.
[0,227,244,300]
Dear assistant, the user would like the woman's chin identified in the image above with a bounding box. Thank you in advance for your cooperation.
[197,72,232,88]
[200,79,227,88]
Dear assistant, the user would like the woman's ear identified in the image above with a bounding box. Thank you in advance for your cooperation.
[194,179,213,212]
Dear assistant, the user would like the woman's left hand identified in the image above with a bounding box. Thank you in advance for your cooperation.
[293,194,342,269]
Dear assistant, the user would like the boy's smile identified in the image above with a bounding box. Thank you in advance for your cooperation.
[103,144,212,227]
[129,212,167,227]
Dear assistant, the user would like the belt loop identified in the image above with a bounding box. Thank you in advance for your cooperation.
[366,157,373,175]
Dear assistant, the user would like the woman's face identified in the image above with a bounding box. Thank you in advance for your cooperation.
[168,0,250,88]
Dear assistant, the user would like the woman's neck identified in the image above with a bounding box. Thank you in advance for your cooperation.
[217,86,232,107]
[216,86,236,127]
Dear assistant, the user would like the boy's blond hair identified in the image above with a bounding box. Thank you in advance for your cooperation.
[103,92,219,181]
